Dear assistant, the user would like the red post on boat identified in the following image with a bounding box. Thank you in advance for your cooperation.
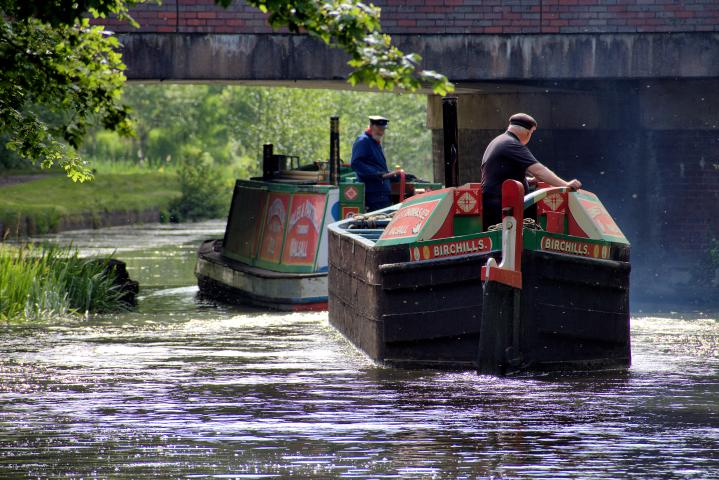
[398,171,407,202]
[478,179,525,375]
[480,179,525,289]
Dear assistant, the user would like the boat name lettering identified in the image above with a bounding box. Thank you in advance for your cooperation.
[396,206,431,221]
[289,238,309,258]
[289,200,319,230]
[412,237,492,260]
[434,239,487,257]
[386,225,408,237]
[540,236,603,257]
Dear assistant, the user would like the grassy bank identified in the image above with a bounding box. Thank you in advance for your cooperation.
[0,244,129,321]
[0,171,181,236]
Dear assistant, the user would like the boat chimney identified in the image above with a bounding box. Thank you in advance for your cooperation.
[442,96,459,187]
[329,116,340,186]
[262,143,276,179]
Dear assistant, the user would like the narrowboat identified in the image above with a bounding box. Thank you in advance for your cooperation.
[327,179,631,374]
[195,117,441,310]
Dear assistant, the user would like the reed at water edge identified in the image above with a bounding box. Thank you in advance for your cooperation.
[0,244,130,321]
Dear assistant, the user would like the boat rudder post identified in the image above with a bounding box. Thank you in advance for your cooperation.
[478,179,525,375]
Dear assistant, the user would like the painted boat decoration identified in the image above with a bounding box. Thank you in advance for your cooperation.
[327,179,631,374]
[195,117,441,311]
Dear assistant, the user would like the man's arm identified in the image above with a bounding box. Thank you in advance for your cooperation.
[527,163,582,190]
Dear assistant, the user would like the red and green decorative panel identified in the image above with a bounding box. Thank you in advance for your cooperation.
[257,191,291,264]
[452,185,484,236]
[523,230,616,260]
[375,189,454,247]
[280,193,327,267]
[341,183,363,203]
[339,182,364,216]
[408,231,501,262]
[568,190,629,244]
[535,189,568,234]
[341,206,361,219]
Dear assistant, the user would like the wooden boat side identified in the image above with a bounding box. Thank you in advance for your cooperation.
[328,225,631,371]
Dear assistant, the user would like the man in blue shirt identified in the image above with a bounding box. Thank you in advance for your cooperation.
[351,115,400,212]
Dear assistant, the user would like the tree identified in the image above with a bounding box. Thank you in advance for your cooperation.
[0,0,453,182]
[0,0,139,181]
[231,0,453,94]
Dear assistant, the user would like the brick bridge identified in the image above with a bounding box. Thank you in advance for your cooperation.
[100,1,719,303]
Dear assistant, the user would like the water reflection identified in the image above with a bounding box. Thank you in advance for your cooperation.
[0,222,718,478]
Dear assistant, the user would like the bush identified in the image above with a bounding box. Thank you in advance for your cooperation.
[0,244,130,321]
[168,154,230,222]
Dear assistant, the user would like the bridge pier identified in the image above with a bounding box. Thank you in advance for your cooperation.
[428,80,719,304]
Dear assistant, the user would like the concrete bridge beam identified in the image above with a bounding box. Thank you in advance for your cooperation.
[120,33,719,83]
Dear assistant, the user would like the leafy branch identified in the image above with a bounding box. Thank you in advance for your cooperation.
[224,0,454,95]
[0,0,453,183]
[1,11,134,181]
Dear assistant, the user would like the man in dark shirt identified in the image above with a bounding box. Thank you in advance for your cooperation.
[480,113,582,228]
[351,115,401,212]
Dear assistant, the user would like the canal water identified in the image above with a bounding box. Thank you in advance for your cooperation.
[1,222,718,479]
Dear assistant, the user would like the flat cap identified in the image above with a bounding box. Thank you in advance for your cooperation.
[509,113,537,130]
[368,115,389,127]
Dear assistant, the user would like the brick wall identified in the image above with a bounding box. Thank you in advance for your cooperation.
[97,0,719,34]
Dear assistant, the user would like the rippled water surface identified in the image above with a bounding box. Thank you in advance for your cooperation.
[1,222,718,479]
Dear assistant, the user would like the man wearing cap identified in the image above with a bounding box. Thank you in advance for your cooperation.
[480,113,582,228]
[351,115,401,211]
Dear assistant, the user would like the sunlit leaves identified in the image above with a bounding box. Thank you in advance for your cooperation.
[239,0,454,96]
[0,7,133,182]
[0,0,452,183]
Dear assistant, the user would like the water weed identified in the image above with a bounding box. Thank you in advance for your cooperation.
[0,244,129,321]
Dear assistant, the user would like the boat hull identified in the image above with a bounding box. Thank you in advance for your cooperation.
[328,229,631,372]
[196,240,328,311]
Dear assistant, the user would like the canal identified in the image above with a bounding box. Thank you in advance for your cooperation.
[1,222,718,479]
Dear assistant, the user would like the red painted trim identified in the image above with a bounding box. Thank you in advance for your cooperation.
[290,302,328,312]
[481,266,522,289]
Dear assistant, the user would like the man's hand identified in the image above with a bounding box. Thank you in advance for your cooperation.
[566,179,582,191]
[382,168,403,179]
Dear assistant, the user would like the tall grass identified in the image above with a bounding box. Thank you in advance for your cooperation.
[0,244,129,321]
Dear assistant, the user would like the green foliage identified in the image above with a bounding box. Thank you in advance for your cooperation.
[82,130,135,164]
[230,0,453,95]
[168,154,231,222]
[224,85,434,178]
[82,84,433,180]
[1,0,451,184]
[0,243,129,322]
[0,9,134,182]
[0,172,180,234]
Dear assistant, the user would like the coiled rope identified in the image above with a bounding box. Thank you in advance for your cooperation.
[348,211,395,229]
[487,218,544,232]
